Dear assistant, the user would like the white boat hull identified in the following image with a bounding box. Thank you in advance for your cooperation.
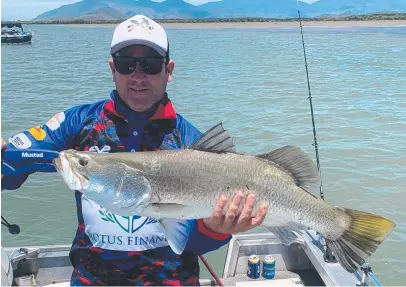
[2,230,371,286]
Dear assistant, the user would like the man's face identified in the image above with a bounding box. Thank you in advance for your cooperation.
[109,45,175,112]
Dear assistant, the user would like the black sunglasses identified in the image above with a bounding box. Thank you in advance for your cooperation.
[113,56,166,75]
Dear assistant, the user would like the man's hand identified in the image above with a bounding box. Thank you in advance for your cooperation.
[1,137,7,179]
[202,192,268,235]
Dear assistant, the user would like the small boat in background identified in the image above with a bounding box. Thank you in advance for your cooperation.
[1,22,32,44]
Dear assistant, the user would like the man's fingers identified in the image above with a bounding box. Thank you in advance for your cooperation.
[211,194,228,225]
[223,192,243,229]
[237,193,255,225]
[251,202,268,227]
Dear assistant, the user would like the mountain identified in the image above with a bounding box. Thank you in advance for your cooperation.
[200,0,311,18]
[154,0,209,18]
[302,0,406,16]
[33,0,108,21]
[74,7,127,21]
[33,0,209,21]
[32,0,406,21]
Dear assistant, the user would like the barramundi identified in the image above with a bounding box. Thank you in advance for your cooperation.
[53,123,396,273]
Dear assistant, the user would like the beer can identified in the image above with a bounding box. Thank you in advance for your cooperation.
[262,255,276,279]
[247,255,260,279]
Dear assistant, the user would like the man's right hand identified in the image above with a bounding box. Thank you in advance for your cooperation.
[2,137,6,179]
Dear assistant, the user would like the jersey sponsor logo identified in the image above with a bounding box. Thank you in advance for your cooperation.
[82,197,168,251]
[9,133,32,149]
[28,126,46,140]
[46,112,65,131]
[86,232,167,247]
[89,209,165,249]
[98,208,157,233]
[89,145,111,154]
[21,152,44,158]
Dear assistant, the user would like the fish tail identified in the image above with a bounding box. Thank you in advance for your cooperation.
[325,208,395,273]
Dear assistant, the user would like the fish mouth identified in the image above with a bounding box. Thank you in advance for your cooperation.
[53,156,62,173]
[54,151,89,191]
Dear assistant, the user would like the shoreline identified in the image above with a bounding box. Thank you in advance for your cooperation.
[60,20,406,28]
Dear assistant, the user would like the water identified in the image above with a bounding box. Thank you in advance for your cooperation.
[2,24,406,285]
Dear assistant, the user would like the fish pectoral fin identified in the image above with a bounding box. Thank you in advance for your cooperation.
[257,146,320,194]
[188,122,235,153]
[114,163,152,209]
[266,223,305,246]
[159,219,192,255]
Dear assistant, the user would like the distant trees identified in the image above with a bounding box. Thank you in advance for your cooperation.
[2,13,405,25]
[319,13,406,21]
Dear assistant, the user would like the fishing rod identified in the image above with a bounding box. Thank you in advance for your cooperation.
[295,1,324,201]
[294,4,384,286]
[295,0,337,263]
[199,255,224,286]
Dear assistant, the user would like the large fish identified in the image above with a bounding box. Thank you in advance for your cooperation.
[53,123,395,273]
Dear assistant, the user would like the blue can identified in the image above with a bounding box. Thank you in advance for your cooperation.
[247,255,260,279]
[262,255,276,279]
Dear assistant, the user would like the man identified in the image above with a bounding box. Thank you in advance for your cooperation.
[1,15,267,286]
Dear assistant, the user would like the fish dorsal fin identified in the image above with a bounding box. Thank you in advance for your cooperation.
[189,122,235,153]
[258,146,320,195]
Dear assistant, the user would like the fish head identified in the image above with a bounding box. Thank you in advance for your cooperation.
[53,150,94,191]
[54,150,152,215]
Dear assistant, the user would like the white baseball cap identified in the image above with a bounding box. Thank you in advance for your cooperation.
[110,15,169,57]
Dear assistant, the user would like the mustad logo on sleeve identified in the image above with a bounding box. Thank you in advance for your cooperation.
[21,152,44,158]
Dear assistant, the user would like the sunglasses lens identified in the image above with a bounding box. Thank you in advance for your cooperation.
[114,57,135,74]
[114,57,164,75]
[140,58,164,75]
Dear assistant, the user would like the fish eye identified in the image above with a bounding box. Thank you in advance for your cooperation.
[79,158,88,167]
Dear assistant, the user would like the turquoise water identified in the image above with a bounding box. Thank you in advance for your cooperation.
[2,24,406,285]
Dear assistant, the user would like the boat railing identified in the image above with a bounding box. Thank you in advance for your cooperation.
[355,264,383,287]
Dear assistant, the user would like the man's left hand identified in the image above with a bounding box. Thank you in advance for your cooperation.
[202,192,268,235]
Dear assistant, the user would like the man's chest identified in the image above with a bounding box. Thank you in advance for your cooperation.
[74,116,182,153]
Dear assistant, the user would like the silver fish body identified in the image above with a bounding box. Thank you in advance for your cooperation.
[53,123,395,273]
[82,149,347,239]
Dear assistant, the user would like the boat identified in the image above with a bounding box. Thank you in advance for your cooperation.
[1,23,32,44]
[1,230,382,286]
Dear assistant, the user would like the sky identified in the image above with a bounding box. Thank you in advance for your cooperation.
[1,0,319,21]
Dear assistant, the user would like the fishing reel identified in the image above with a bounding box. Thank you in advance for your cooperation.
[1,216,20,235]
